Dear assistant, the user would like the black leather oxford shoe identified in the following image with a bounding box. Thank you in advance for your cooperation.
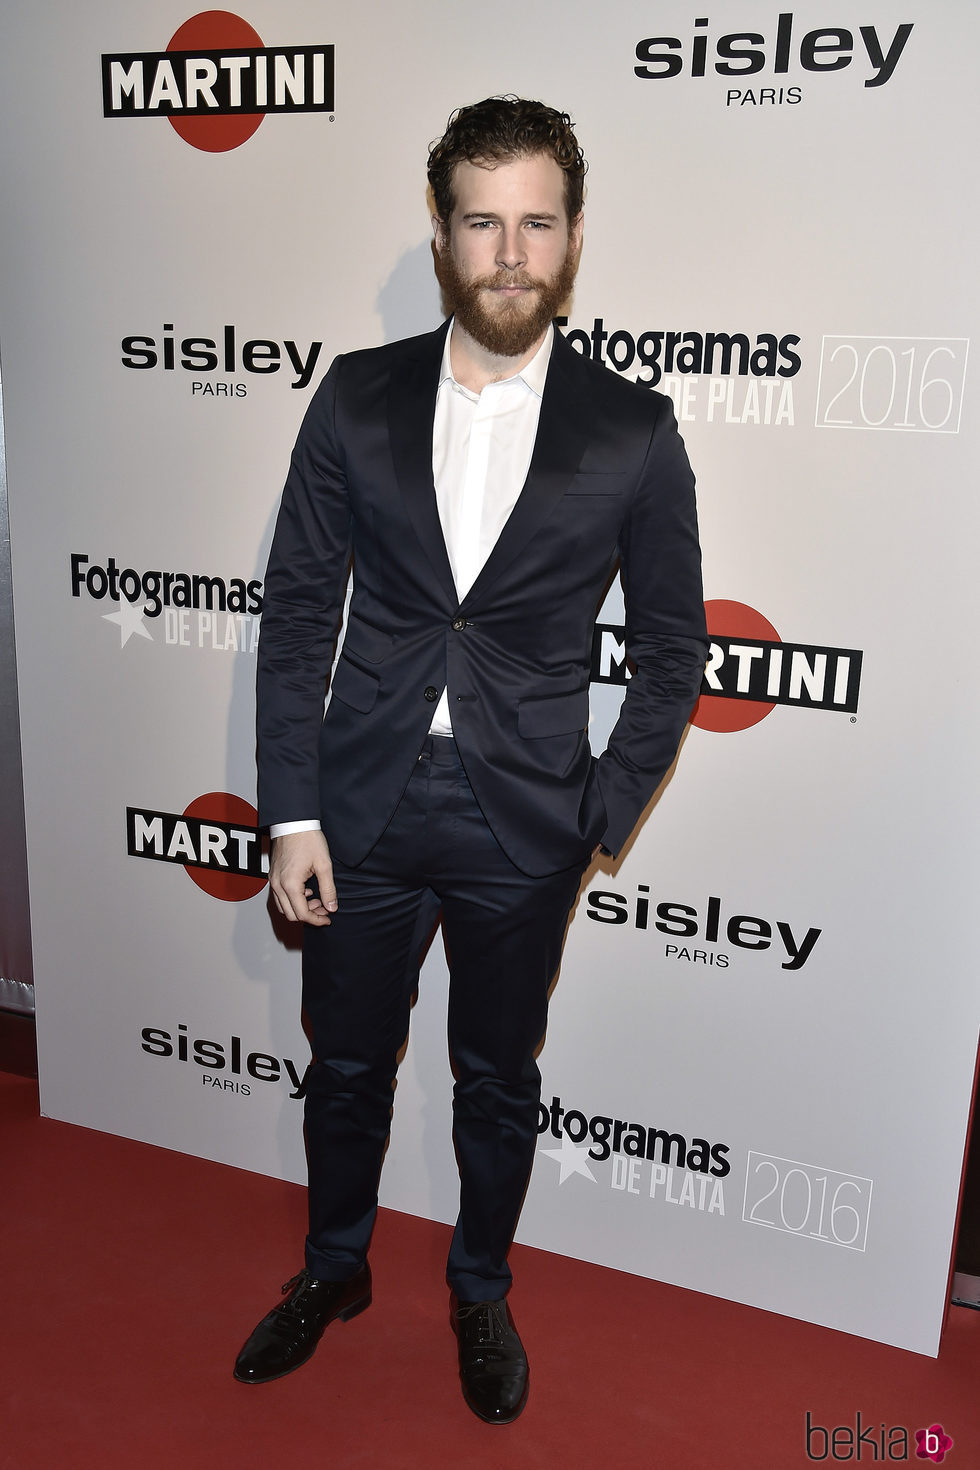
[451,1295,529,1424]
[233,1264,372,1384]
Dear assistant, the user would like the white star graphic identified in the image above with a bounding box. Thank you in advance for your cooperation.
[539,1134,598,1185]
[102,601,153,649]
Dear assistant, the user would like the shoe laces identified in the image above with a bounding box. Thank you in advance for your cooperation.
[278,1270,314,1315]
[456,1299,507,1346]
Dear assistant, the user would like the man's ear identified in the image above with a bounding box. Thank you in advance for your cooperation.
[569,210,585,257]
[432,215,449,253]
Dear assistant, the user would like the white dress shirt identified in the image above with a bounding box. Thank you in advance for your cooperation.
[270,323,553,838]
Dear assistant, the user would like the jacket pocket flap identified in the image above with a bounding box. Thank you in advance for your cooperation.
[342,616,394,663]
[518,689,590,738]
[330,656,379,713]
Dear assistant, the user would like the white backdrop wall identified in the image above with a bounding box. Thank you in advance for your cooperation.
[1,1,977,1357]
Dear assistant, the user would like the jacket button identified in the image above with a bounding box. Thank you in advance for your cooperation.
[451,617,467,632]
[424,686,438,701]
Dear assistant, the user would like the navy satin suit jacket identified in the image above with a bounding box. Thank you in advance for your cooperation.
[256,320,708,877]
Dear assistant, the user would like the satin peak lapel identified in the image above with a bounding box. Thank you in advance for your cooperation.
[387,324,457,604]
[459,336,593,610]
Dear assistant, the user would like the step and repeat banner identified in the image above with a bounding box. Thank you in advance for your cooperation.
[1,2,977,1356]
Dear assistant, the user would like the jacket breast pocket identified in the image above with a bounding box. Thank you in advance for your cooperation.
[518,688,590,738]
[563,473,626,497]
[330,655,379,714]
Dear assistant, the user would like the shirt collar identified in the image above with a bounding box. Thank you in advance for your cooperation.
[439,319,554,398]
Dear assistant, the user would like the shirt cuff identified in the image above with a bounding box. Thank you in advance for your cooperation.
[269,820,322,839]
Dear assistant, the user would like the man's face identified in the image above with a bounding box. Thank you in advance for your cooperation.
[434,151,583,359]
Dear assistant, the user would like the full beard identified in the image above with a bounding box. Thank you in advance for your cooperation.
[437,246,579,359]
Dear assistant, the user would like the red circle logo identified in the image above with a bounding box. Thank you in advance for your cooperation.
[690,600,782,733]
[181,792,267,901]
[167,11,264,152]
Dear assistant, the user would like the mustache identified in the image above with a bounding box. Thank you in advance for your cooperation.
[474,270,544,291]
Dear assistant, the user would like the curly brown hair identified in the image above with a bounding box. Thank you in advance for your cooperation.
[427,96,587,224]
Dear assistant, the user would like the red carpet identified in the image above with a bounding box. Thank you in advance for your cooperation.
[2,1069,977,1469]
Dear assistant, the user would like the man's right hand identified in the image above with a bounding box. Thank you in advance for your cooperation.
[268,830,338,925]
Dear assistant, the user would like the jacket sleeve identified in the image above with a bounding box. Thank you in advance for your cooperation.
[255,358,352,827]
[595,394,708,854]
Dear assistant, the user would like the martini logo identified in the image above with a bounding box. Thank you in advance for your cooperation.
[127,793,268,901]
[101,11,334,152]
[591,600,863,732]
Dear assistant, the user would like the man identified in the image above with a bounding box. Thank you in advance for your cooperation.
[235,97,707,1423]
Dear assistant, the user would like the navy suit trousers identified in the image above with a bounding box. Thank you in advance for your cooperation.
[301,735,587,1301]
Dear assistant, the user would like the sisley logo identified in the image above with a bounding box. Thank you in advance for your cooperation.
[634,15,914,88]
[585,884,821,972]
[119,322,323,394]
[141,1022,307,1099]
